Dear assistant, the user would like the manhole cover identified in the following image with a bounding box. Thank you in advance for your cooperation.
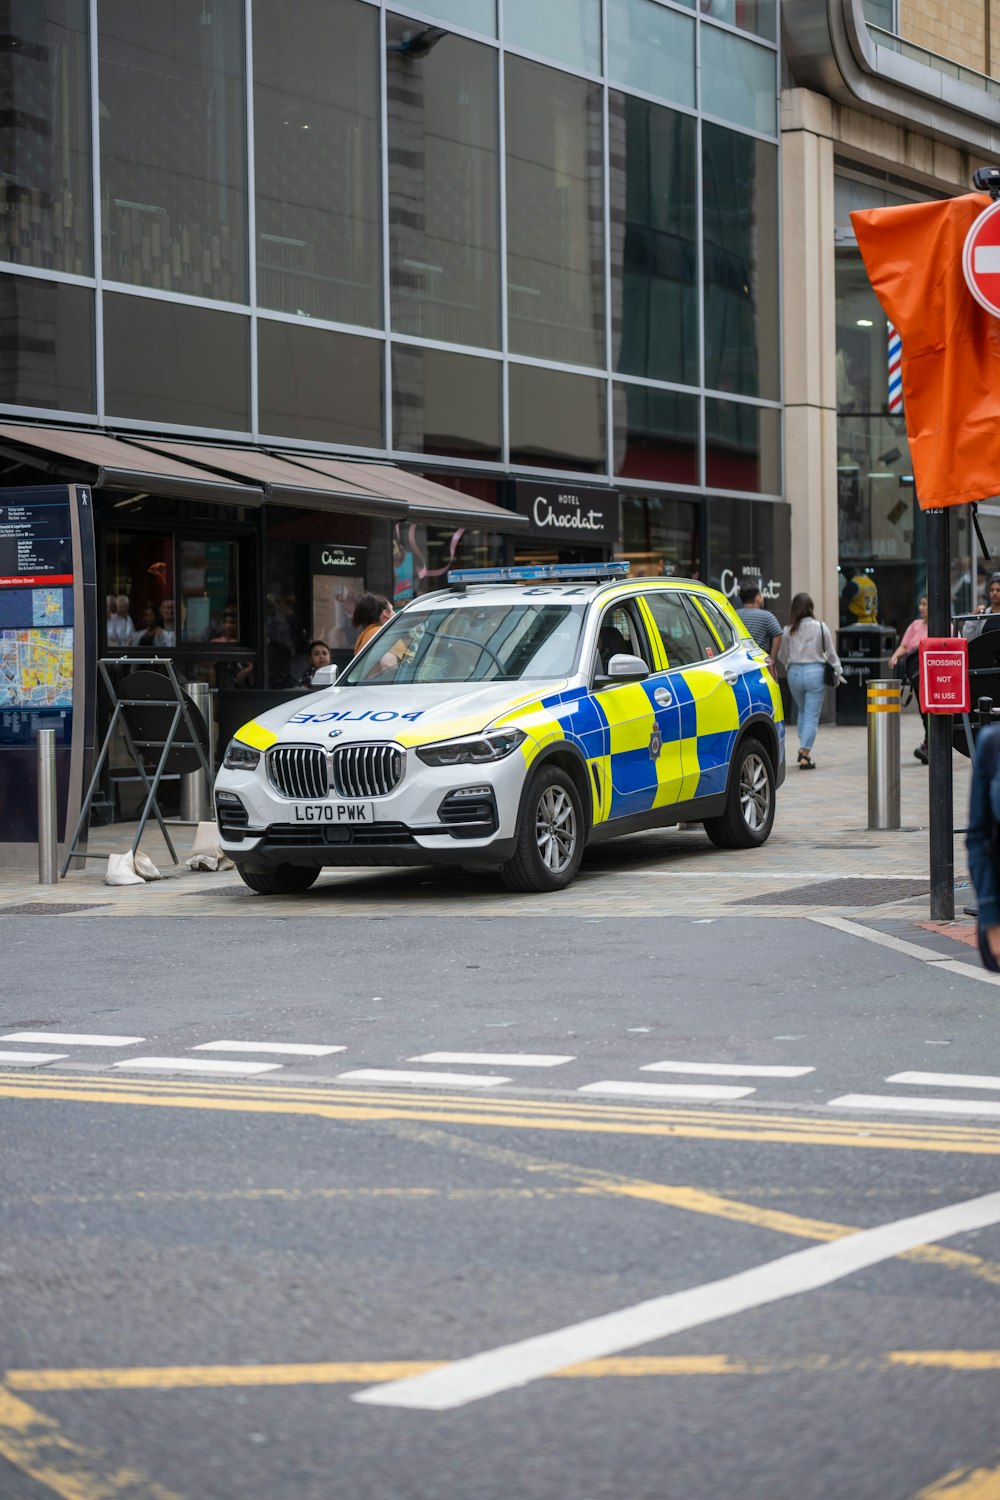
[732,878,930,907]
[0,902,109,915]
[184,884,252,897]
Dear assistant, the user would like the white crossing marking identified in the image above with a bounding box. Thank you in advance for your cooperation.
[354,1189,1000,1411]
[0,1032,145,1046]
[112,1058,282,1076]
[641,1060,814,1078]
[974,246,1000,274]
[887,1071,1000,1090]
[409,1052,574,1068]
[337,1069,509,1089]
[578,1081,755,1101]
[829,1093,1000,1118]
[809,916,1000,987]
[0,1051,69,1065]
[193,1041,345,1057]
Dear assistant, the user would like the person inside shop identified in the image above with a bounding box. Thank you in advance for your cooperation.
[889,595,929,763]
[300,639,332,688]
[108,593,134,648]
[963,572,1000,639]
[159,598,177,647]
[213,606,253,687]
[212,607,242,643]
[131,603,168,649]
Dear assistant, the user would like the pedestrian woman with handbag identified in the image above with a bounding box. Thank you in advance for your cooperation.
[777,592,843,770]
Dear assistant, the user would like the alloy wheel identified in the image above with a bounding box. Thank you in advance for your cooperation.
[534,785,578,874]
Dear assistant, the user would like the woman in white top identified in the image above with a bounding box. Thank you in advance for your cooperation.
[777,592,843,770]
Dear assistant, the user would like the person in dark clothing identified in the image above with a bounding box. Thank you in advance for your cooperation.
[966,723,1000,973]
[735,583,782,670]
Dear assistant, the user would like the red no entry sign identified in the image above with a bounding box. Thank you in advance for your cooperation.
[964,198,1000,318]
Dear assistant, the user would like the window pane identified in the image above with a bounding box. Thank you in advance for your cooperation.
[0,273,95,411]
[701,28,776,134]
[509,364,606,473]
[0,1,91,273]
[393,347,500,460]
[405,0,496,37]
[99,0,247,300]
[613,94,697,384]
[104,533,174,648]
[679,592,720,658]
[612,383,698,483]
[705,398,780,493]
[703,124,779,400]
[708,492,790,606]
[700,0,776,41]
[642,590,702,666]
[503,0,601,72]
[506,59,604,368]
[259,322,383,447]
[607,0,694,105]
[618,495,700,578]
[387,21,499,348]
[254,0,380,325]
[104,293,249,430]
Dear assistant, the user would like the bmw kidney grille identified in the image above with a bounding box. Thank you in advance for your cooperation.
[268,744,403,800]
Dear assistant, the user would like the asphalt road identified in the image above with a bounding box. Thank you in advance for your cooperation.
[2,908,1000,1500]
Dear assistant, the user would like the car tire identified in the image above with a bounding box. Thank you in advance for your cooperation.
[703,736,775,850]
[235,864,321,895]
[501,765,584,893]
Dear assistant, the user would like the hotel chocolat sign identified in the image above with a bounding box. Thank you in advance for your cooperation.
[310,544,367,576]
[514,482,619,545]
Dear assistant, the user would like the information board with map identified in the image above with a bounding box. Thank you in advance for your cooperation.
[0,491,75,746]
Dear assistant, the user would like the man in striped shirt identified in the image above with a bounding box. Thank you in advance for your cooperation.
[735,582,783,671]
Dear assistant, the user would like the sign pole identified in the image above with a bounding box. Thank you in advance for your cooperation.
[925,506,954,919]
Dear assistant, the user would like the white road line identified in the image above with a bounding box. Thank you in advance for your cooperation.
[112,1058,282,1076]
[887,1071,1000,1090]
[336,1069,510,1089]
[409,1052,574,1068]
[829,1093,1000,1118]
[354,1189,1000,1411]
[809,915,1000,986]
[0,1032,145,1046]
[0,1051,68,1065]
[578,1081,755,1101]
[192,1041,345,1057]
[641,1061,814,1079]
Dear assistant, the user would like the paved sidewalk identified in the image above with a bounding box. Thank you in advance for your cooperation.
[0,722,975,924]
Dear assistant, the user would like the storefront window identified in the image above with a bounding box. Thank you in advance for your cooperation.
[104,532,175,650]
[254,0,380,325]
[393,522,496,600]
[707,495,790,611]
[387,21,500,349]
[612,95,698,386]
[178,539,241,643]
[99,0,247,301]
[702,124,779,401]
[617,495,700,578]
[506,58,604,368]
[0,0,92,274]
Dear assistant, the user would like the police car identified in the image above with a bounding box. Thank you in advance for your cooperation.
[215,564,784,895]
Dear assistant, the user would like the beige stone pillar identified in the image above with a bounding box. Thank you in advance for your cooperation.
[780,89,840,634]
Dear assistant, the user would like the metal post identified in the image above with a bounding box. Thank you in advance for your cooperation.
[180,682,214,824]
[867,680,901,829]
[36,728,57,884]
[925,506,955,919]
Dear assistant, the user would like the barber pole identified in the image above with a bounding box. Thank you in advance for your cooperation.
[887,321,903,414]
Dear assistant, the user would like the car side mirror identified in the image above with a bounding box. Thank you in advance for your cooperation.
[311,664,338,689]
[598,652,649,685]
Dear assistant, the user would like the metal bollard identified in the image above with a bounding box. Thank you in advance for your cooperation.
[36,727,58,884]
[180,682,214,823]
[867,678,901,830]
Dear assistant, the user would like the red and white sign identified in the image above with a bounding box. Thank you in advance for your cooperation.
[919,637,969,714]
[963,199,1000,318]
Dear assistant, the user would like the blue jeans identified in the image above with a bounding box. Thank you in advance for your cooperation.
[787,662,826,753]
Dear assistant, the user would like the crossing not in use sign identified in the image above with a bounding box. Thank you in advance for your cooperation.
[963,199,1000,318]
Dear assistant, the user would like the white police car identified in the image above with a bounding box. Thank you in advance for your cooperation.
[215,564,784,895]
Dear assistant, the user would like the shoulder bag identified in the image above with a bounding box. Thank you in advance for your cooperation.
[821,622,839,688]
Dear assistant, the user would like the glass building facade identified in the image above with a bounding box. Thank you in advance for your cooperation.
[0,0,784,588]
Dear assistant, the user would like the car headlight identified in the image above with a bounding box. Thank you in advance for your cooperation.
[222,738,261,771]
[416,727,527,767]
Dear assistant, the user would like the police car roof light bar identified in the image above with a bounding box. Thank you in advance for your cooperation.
[448,562,630,589]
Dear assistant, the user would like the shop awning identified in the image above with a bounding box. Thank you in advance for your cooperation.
[130,440,409,521]
[288,455,529,532]
[0,424,265,506]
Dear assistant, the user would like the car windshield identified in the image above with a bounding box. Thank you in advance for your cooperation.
[340,602,587,685]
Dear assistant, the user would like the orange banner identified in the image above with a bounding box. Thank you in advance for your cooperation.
[851,193,1000,509]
